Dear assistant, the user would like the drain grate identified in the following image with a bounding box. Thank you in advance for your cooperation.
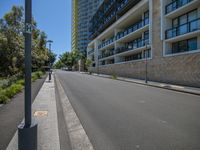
[34,110,48,117]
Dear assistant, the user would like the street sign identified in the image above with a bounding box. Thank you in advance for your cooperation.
[25,23,32,34]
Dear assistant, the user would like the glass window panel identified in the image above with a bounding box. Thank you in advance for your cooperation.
[188,10,197,22]
[172,42,179,53]
[179,14,187,25]
[190,20,198,31]
[179,24,188,35]
[172,18,178,27]
[179,40,188,52]
[133,40,137,48]
[188,38,197,51]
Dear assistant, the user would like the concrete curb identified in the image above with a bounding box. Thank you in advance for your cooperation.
[82,72,200,96]
[55,75,94,150]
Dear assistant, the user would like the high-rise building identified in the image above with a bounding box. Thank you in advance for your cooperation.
[71,0,78,52]
[87,0,200,87]
[71,0,103,55]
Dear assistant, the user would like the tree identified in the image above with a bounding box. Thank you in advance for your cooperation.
[0,5,57,76]
[85,59,92,71]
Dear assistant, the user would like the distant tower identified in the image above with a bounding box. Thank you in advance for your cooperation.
[71,0,103,55]
[71,0,78,52]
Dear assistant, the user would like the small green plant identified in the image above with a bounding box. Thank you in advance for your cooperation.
[0,91,9,104]
[5,83,23,98]
[16,79,25,85]
[111,74,117,80]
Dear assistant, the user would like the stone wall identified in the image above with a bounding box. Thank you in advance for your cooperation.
[89,0,200,87]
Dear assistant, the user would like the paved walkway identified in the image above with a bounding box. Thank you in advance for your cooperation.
[6,76,60,150]
[84,73,200,95]
[0,75,46,150]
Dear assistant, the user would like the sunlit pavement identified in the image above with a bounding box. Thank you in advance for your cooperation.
[56,70,200,150]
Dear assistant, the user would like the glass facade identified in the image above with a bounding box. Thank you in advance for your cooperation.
[166,9,200,39]
[72,0,103,54]
[172,37,197,54]
[165,0,194,14]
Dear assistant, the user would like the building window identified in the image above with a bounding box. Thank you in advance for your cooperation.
[124,52,143,62]
[171,37,197,54]
[143,49,151,58]
[144,10,149,25]
[166,9,199,39]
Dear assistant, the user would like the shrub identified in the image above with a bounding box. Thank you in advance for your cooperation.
[0,90,9,104]
[5,83,23,98]
[111,74,117,80]
[16,79,25,85]
[32,71,44,81]
[0,79,10,88]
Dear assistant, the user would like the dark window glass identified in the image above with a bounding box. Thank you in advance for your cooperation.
[179,40,188,52]
[188,10,197,22]
[172,42,179,53]
[172,37,198,54]
[188,38,197,51]
[172,18,178,28]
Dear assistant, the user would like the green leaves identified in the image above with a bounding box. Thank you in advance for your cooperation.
[0,5,56,77]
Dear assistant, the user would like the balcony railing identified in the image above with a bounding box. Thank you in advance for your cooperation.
[89,0,141,40]
[165,18,200,39]
[165,0,194,14]
[88,49,94,55]
[115,19,149,41]
[115,39,149,54]
[98,37,115,49]
[98,50,115,59]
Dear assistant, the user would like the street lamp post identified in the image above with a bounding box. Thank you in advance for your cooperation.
[18,0,37,150]
[145,43,148,84]
[47,40,53,81]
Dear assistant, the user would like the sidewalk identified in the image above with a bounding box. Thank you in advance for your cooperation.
[81,72,200,96]
[6,75,60,150]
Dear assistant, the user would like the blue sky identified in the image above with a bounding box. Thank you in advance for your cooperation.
[0,0,71,59]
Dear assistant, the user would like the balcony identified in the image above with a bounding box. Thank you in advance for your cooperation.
[98,37,115,49]
[115,38,149,55]
[89,0,141,40]
[88,49,94,55]
[98,50,115,60]
[165,0,194,14]
[165,18,200,39]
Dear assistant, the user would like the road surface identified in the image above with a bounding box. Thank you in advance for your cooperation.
[56,70,200,150]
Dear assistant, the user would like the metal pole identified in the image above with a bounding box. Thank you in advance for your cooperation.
[24,0,32,127]
[47,40,53,81]
[18,0,37,149]
[145,44,148,83]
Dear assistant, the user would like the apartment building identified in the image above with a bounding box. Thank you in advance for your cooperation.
[71,0,103,54]
[87,0,200,87]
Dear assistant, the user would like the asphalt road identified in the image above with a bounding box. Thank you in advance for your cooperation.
[0,75,47,150]
[56,71,200,150]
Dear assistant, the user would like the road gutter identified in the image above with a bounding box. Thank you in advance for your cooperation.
[55,74,94,150]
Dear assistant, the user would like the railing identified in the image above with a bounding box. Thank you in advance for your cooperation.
[165,18,200,39]
[88,49,94,55]
[89,0,141,40]
[117,0,129,11]
[165,0,194,14]
[98,50,115,59]
[115,39,149,54]
[98,37,115,49]
[115,19,149,41]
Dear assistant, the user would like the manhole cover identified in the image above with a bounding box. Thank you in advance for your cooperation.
[34,111,48,117]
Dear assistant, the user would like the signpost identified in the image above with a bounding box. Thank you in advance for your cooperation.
[18,0,37,149]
